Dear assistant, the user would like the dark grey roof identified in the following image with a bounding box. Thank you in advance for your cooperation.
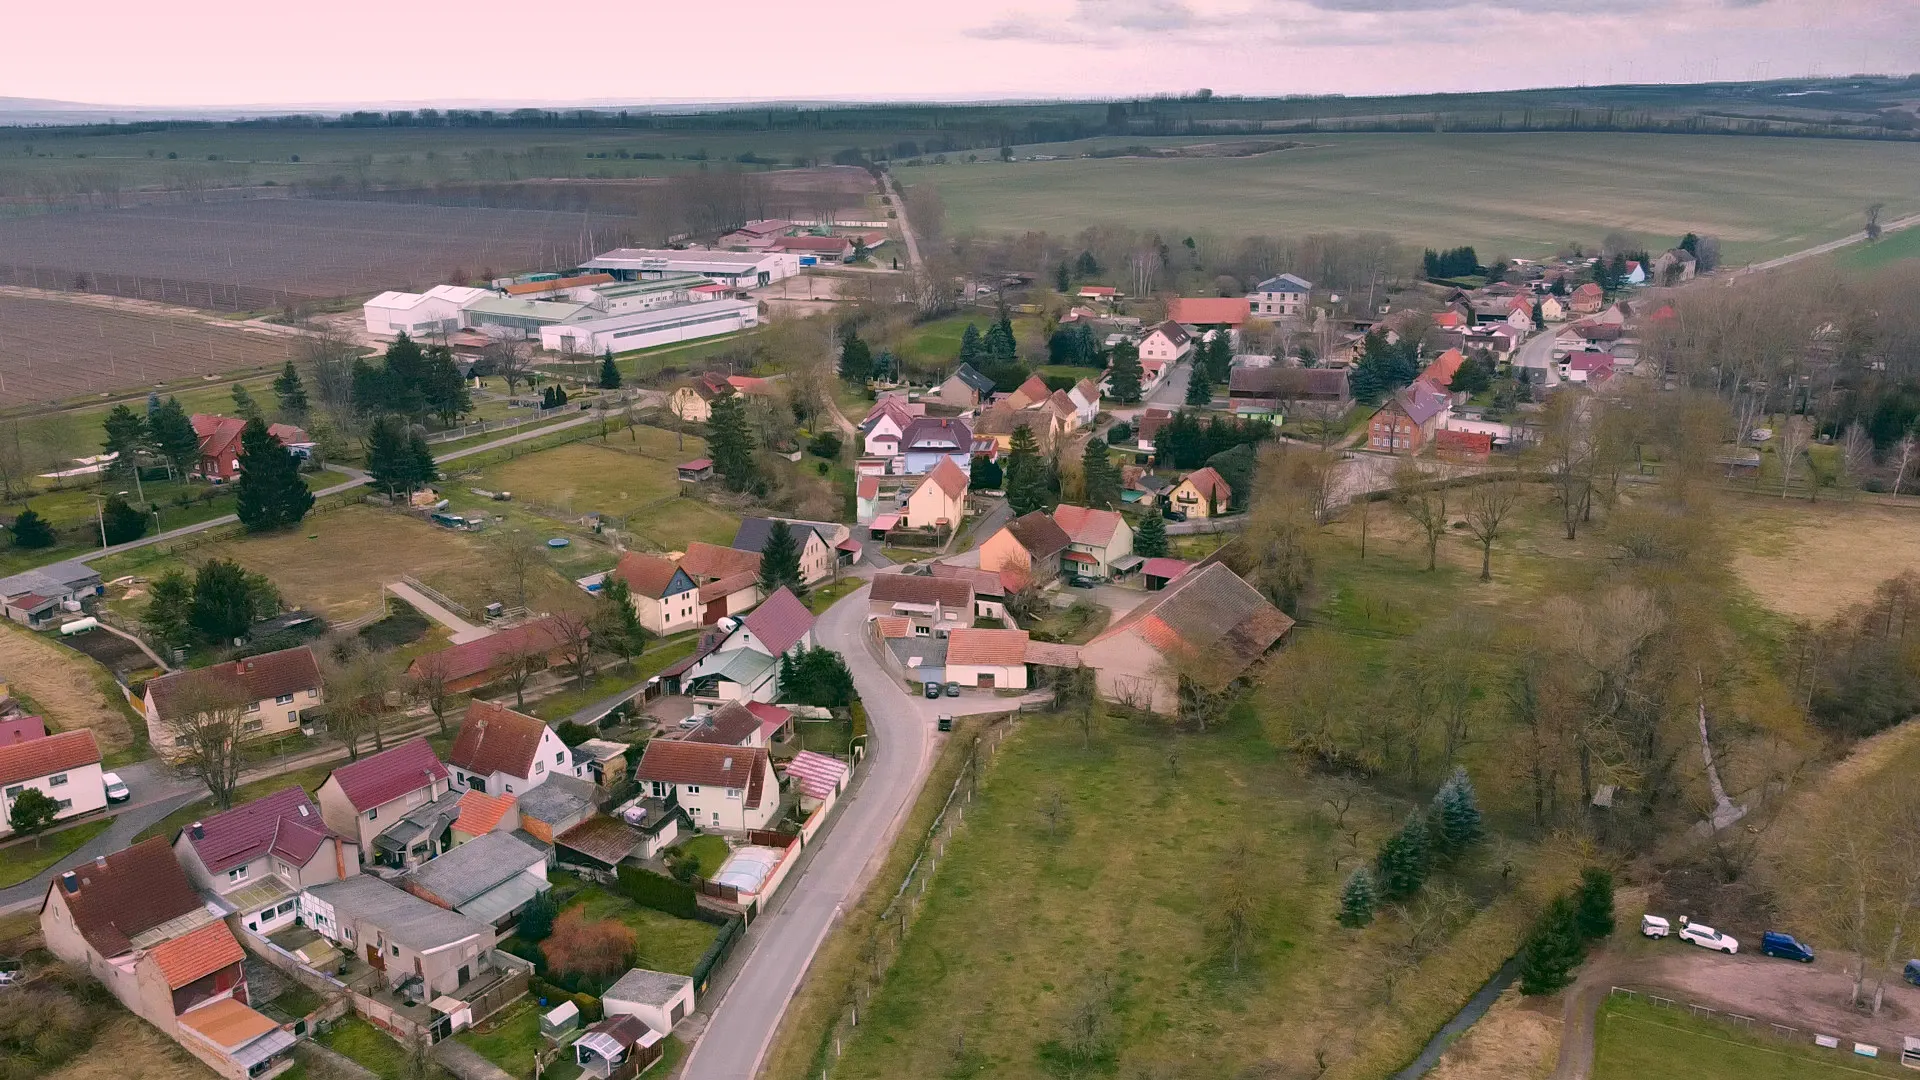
[604,967,693,1008]
[0,560,101,600]
[887,636,948,672]
[732,517,835,554]
[305,875,488,951]
[401,831,548,909]
[1253,274,1312,294]
[373,787,464,853]
[949,363,995,394]
[515,774,599,826]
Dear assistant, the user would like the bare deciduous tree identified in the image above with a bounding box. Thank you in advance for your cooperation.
[1538,392,1593,540]
[551,609,596,690]
[1777,418,1811,499]
[161,683,253,810]
[493,536,541,612]
[1840,422,1873,491]
[499,638,548,708]
[1460,477,1520,581]
[406,653,455,735]
[1394,461,1449,571]
[483,339,535,398]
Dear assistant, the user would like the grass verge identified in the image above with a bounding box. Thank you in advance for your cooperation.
[0,817,113,887]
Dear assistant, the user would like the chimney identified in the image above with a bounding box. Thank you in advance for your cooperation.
[93,855,107,869]
[61,871,78,893]
[191,821,205,840]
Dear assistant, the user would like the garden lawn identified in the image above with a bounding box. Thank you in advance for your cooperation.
[1592,996,1909,1080]
[455,1004,573,1080]
[674,834,730,879]
[563,885,718,975]
[465,440,695,519]
[316,1017,420,1080]
[0,818,112,887]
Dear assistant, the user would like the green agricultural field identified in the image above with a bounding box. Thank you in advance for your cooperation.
[912,132,1920,264]
[895,313,1046,370]
[1838,222,1920,270]
[1592,996,1909,1080]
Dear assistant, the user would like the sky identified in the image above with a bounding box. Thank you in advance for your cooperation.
[6,0,1919,109]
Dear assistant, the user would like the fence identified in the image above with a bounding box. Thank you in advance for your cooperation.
[0,262,309,312]
[425,396,630,446]
[813,717,1016,1079]
[399,575,472,620]
[1605,985,1914,1063]
[690,916,745,999]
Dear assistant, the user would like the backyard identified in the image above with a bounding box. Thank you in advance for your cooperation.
[552,881,719,977]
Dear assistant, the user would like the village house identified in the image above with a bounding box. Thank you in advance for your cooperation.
[1169,467,1233,519]
[315,738,453,865]
[861,398,915,457]
[1139,321,1194,364]
[1246,274,1313,319]
[144,647,323,758]
[401,830,551,932]
[681,587,815,708]
[1569,282,1605,315]
[299,874,495,994]
[933,363,997,409]
[404,616,582,695]
[512,774,600,845]
[944,627,1031,690]
[452,790,519,845]
[1226,367,1351,415]
[667,373,734,423]
[903,456,969,532]
[868,572,975,636]
[1537,295,1567,321]
[1131,408,1173,455]
[897,417,976,477]
[1052,504,1135,582]
[1003,374,1052,411]
[1068,378,1101,424]
[632,741,779,833]
[448,700,571,797]
[1076,285,1120,302]
[980,510,1071,586]
[1367,379,1452,454]
[1078,561,1293,714]
[0,729,104,837]
[675,541,763,624]
[41,838,297,1080]
[188,415,313,483]
[732,517,851,585]
[611,552,703,637]
[172,786,358,938]
[1651,247,1697,285]
[1167,297,1250,330]
[680,699,791,749]
[927,561,1013,620]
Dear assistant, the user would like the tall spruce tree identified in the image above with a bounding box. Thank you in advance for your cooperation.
[1374,813,1432,902]
[101,495,148,545]
[1519,896,1585,995]
[1575,868,1616,940]
[1337,866,1376,928]
[230,383,263,422]
[1107,343,1144,404]
[147,397,202,480]
[272,360,310,420]
[142,568,193,649]
[838,324,874,383]
[707,393,758,493]
[958,324,984,367]
[1185,361,1213,407]
[234,418,314,532]
[594,575,647,666]
[757,519,808,599]
[102,404,149,476]
[1428,766,1486,860]
[380,334,429,419]
[421,345,471,424]
[1081,438,1121,510]
[366,415,426,496]
[598,349,623,389]
[1205,330,1233,384]
[1134,507,1169,557]
[1004,424,1048,516]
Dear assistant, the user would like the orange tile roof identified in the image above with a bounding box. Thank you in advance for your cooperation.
[504,273,613,296]
[0,728,99,786]
[176,997,280,1049]
[149,920,246,990]
[1420,348,1466,388]
[1166,297,1249,325]
[876,616,912,638]
[919,456,969,501]
[946,628,1030,666]
[455,790,517,836]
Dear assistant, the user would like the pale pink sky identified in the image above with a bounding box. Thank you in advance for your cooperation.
[7,0,1918,108]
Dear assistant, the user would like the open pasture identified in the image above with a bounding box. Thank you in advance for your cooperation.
[0,292,292,407]
[917,132,1920,265]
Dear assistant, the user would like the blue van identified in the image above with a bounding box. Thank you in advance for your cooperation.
[1761,932,1815,963]
[1906,959,1920,986]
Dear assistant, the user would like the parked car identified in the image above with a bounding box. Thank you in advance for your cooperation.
[944,681,961,697]
[1905,959,1919,987]
[1067,577,1097,589]
[1761,932,1815,963]
[1679,922,1739,954]
[923,681,941,699]
[102,772,129,804]
[1641,914,1671,938]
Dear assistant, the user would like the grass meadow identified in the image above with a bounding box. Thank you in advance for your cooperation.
[913,132,1920,264]
[1592,996,1910,1080]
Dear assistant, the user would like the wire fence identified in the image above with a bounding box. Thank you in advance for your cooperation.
[814,717,1016,1079]
[1604,985,1916,1063]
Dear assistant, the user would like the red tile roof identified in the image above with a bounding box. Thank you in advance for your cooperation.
[44,836,204,957]
[876,616,912,638]
[699,571,759,604]
[772,235,855,253]
[406,616,579,683]
[1420,348,1466,389]
[918,456,969,501]
[1166,297,1249,325]
[613,552,697,600]
[325,737,448,812]
[0,727,98,787]
[1093,563,1293,686]
[1573,282,1604,297]
[928,561,1007,598]
[634,742,770,808]
[683,702,762,746]
[1178,467,1232,505]
[450,700,551,780]
[678,541,760,582]
[1141,557,1193,582]
[946,628,1030,666]
[504,272,614,296]
[1051,504,1125,547]
[744,702,792,739]
[148,919,245,989]
[1078,285,1118,297]
[1001,510,1071,560]
[1437,429,1495,455]
[856,476,880,500]
[183,785,336,874]
[147,647,320,722]
[1433,311,1465,328]
[870,573,974,610]
[455,790,517,836]
[742,586,814,655]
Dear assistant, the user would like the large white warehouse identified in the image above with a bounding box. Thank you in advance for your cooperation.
[363,285,495,339]
[540,298,760,355]
[581,248,798,288]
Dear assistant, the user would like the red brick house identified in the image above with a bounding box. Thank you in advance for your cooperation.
[1366,380,1451,454]
[190,415,313,482]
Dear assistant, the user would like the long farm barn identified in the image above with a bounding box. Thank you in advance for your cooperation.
[0,294,294,407]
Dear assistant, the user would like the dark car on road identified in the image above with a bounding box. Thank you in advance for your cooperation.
[1761,932,1815,963]
[923,681,941,699]
[1067,577,1097,589]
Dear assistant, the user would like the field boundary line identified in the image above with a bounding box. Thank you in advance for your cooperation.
[1606,1009,1892,1078]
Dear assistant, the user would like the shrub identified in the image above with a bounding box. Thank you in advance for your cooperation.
[542,909,635,981]
[0,975,96,1080]
[518,890,559,942]
[615,864,698,919]
[8,507,55,550]
[808,431,842,459]
[571,992,604,1022]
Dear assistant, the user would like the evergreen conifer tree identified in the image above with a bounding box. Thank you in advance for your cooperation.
[1428,766,1486,860]
[1519,896,1584,995]
[230,383,263,422]
[1337,866,1376,928]
[1134,507,1169,557]
[366,415,424,496]
[101,494,148,545]
[1205,330,1233,384]
[593,575,647,666]
[102,404,149,475]
[147,397,202,480]
[958,324,984,367]
[273,360,310,420]
[707,393,758,493]
[1575,868,1616,940]
[757,519,808,599]
[9,507,54,549]
[1374,813,1432,902]
[598,349,623,389]
[1081,439,1121,510]
[408,427,440,488]
[1185,361,1213,407]
[969,455,1003,491]
[421,345,471,424]
[838,325,874,383]
[1106,343,1144,404]
[381,334,429,419]
[1004,424,1048,516]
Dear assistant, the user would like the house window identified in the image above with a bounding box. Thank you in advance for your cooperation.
[228,866,249,884]
[343,928,354,943]
[48,773,67,787]
[727,788,740,799]
[555,752,565,764]
[505,784,514,793]
[686,785,701,795]
[711,811,720,824]
[3,785,20,798]
[468,776,486,793]
[535,762,545,774]
[246,701,260,713]
[367,808,378,821]
[914,625,930,637]
[55,799,71,811]
[243,720,263,734]
[276,694,294,705]
[307,689,319,699]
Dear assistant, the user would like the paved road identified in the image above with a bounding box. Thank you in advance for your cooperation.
[681,581,996,1080]
[0,758,198,911]
[879,171,922,270]
[73,410,611,567]
[1146,357,1193,409]
[1511,324,1562,388]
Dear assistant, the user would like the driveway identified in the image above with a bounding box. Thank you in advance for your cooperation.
[680,582,1012,1080]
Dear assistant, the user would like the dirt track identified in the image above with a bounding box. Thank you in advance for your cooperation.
[0,623,135,752]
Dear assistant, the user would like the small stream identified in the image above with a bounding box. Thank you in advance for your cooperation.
[1389,954,1524,1080]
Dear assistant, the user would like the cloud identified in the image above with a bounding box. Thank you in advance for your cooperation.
[968,0,1217,43]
